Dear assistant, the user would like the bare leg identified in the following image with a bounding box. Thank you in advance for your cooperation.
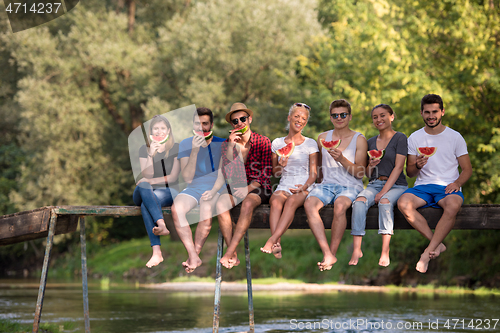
[220,194,261,269]
[398,193,460,273]
[170,194,202,273]
[146,245,164,268]
[349,236,363,265]
[261,191,288,255]
[379,234,391,267]
[194,194,219,254]
[330,196,352,257]
[304,196,336,271]
[262,192,308,259]
[216,193,239,268]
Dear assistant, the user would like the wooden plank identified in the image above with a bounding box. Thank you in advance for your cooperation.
[1,204,499,246]
[236,204,500,230]
[0,212,78,246]
[54,205,172,216]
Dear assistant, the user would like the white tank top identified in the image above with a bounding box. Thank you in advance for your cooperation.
[321,130,364,191]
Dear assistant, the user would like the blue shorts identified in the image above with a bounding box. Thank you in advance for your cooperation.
[403,184,464,208]
[307,183,361,206]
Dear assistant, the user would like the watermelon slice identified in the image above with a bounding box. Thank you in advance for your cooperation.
[320,138,341,150]
[367,149,385,160]
[229,124,249,134]
[276,142,295,158]
[150,134,169,144]
[417,147,437,157]
[193,130,213,140]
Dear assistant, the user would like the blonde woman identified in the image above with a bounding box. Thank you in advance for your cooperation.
[260,103,318,258]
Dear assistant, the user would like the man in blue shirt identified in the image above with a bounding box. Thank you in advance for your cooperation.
[153,107,224,273]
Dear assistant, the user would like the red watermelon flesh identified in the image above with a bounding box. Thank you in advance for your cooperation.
[150,134,169,144]
[276,142,295,158]
[193,130,213,140]
[418,147,437,157]
[320,138,341,150]
[229,124,249,134]
[367,149,385,160]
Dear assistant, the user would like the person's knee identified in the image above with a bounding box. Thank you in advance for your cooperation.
[355,197,367,202]
[241,197,258,213]
[303,197,318,214]
[397,196,411,212]
[380,198,391,205]
[443,198,462,214]
[333,200,350,215]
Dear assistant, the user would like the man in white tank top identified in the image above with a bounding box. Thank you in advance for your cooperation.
[304,99,368,271]
[398,94,472,274]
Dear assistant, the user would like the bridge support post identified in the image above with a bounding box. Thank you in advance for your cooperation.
[32,210,57,333]
[244,230,255,333]
[80,216,91,333]
[212,227,223,333]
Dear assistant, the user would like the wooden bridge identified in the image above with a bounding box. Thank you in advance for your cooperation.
[1,204,500,332]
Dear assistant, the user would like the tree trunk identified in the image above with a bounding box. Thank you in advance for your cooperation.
[127,0,135,35]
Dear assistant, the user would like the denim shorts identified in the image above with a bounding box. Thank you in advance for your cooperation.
[403,184,464,208]
[307,183,361,205]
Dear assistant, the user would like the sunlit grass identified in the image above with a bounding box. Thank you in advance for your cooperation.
[0,319,76,333]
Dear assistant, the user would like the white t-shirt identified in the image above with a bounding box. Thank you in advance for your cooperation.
[408,127,468,187]
[271,137,318,193]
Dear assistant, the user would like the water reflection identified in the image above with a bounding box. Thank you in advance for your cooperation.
[0,280,498,332]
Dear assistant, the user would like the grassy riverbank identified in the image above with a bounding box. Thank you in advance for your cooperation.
[45,224,500,288]
[0,319,75,333]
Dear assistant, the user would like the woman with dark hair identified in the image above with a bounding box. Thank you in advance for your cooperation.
[349,104,408,267]
[133,115,180,268]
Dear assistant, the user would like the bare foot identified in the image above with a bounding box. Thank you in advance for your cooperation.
[272,243,282,259]
[152,220,170,236]
[229,252,240,267]
[379,253,390,267]
[260,239,274,254]
[317,253,337,271]
[146,252,164,268]
[182,256,202,273]
[429,243,446,259]
[416,251,431,273]
[220,255,233,269]
[349,249,363,266]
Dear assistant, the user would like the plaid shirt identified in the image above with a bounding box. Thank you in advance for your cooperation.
[222,131,272,190]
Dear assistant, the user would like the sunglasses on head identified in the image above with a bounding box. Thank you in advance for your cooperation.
[331,112,349,119]
[294,102,311,110]
[231,116,249,125]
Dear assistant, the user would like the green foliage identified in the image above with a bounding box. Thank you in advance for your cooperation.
[0,318,75,333]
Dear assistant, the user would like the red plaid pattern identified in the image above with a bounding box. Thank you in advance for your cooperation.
[221,131,272,190]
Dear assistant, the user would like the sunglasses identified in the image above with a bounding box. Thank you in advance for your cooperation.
[331,112,349,119]
[231,116,249,125]
[294,102,311,110]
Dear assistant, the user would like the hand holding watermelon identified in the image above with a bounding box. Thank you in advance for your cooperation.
[148,140,161,157]
[415,154,428,169]
[192,133,207,149]
[277,156,289,167]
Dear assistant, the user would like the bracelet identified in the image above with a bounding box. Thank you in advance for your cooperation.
[415,163,421,170]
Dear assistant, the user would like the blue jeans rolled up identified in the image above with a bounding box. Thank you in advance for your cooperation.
[133,182,176,247]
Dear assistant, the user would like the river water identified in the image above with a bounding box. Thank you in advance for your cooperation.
[1,279,499,332]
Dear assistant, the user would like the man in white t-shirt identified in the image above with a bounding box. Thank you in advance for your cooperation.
[397,94,472,273]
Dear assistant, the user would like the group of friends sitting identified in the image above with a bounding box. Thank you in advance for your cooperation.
[132,93,472,275]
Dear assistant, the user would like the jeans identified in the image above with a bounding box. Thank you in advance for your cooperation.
[133,183,176,246]
[351,180,408,236]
